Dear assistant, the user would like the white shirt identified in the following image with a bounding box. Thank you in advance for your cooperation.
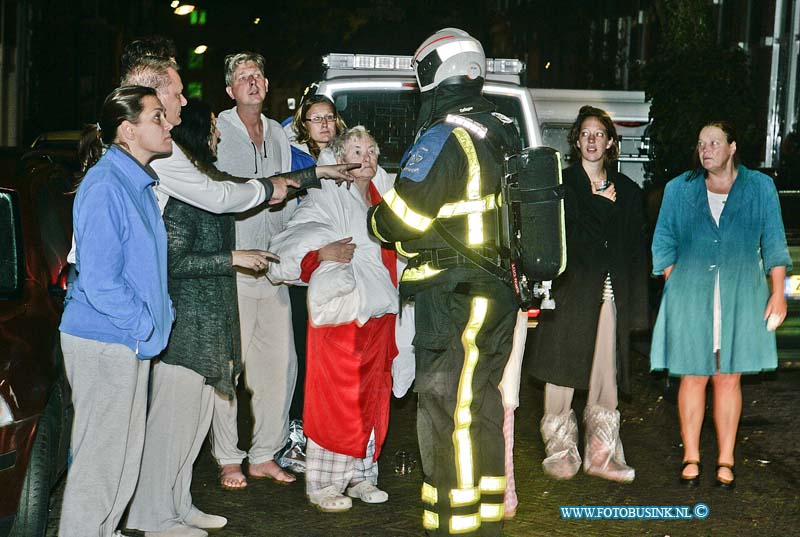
[215,107,292,297]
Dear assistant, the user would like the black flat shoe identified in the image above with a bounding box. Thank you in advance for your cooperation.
[715,463,735,490]
[680,460,702,487]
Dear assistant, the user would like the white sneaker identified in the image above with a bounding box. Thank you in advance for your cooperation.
[184,506,227,530]
[308,485,353,512]
[346,481,389,504]
[144,524,208,537]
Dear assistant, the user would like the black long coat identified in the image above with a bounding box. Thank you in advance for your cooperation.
[526,164,649,394]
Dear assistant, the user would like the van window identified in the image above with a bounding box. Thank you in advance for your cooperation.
[541,124,573,164]
[334,90,419,173]
[332,89,529,172]
[485,93,529,149]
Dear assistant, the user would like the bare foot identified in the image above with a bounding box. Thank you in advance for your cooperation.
[681,462,700,479]
[248,460,296,484]
[219,463,247,490]
[717,465,734,484]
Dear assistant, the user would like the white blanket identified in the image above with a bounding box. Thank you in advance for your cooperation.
[269,150,398,327]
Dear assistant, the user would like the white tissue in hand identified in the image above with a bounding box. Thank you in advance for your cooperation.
[766,313,781,332]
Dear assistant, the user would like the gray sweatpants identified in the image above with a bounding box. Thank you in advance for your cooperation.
[126,361,214,532]
[211,287,297,465]
[58,333,149,537]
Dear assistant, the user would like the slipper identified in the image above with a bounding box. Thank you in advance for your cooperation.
[247,460,296,485]
[309,485,352,512]
[219,464,247,491]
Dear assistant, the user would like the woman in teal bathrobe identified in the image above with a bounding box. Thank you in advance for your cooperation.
[650,121,791,490]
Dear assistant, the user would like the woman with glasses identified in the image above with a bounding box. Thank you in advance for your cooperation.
[276,95,348,474]
[527,105,649,483]
[291,94,347,161]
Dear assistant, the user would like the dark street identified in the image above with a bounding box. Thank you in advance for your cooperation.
[3,3,800,537]
[45,341,800,537]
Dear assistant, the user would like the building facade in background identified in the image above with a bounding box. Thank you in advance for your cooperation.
[492,0,800,168]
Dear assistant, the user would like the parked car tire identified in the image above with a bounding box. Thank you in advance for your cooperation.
[9,391,60,537]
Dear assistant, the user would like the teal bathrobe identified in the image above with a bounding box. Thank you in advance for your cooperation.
[650,165,792,376]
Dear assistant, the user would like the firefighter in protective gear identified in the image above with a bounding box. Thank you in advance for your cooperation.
[367,28,521,537]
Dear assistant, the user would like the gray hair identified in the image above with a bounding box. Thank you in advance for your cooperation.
[330,126,380,161]
[121,56,177,92]
[224,52,266,86]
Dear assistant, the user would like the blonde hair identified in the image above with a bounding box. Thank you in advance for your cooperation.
[224,52,266,86]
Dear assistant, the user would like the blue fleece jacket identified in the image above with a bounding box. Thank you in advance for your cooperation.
[60,145,173,359]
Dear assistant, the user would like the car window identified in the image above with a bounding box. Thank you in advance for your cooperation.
[34,179,72,278]
[0,189,23,298]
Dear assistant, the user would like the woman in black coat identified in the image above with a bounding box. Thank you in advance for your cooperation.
[527,106,648,483]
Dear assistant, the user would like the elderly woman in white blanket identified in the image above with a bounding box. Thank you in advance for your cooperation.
[269,126,404,512]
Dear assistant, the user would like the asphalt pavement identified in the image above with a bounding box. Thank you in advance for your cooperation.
[46,337,800,537]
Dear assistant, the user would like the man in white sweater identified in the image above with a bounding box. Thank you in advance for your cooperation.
[210,51,299,491]
[128,56,300,214]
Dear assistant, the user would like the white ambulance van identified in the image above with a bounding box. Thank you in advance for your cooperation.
[307,53,543,175]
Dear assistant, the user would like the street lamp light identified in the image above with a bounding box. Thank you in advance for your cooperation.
[170,0,179,7]
[174,4,195,15]
[194,45,208,55]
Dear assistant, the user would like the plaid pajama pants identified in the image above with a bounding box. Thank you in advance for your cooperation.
[305,432,378,495]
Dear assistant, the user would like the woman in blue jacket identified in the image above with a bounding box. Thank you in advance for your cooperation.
[58,85,174,537]
[651,121,791,490]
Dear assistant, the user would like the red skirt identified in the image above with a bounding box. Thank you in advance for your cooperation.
[303,313,397,460]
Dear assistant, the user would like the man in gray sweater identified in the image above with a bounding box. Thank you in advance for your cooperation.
[210,51,300,492]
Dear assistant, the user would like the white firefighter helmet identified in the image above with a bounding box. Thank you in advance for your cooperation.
[413,28,486,93]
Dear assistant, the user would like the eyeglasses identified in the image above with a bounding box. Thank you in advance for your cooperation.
[305,114,336,124]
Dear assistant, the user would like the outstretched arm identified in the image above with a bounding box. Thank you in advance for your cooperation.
[153,145,266,213]
[267,163,359,204]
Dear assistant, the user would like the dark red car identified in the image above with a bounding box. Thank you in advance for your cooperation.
[0,154,75,537]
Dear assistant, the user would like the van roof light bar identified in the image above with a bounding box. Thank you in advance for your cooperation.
[486,58,525,75]
[324,54,524,75]
[324,53,413,71]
